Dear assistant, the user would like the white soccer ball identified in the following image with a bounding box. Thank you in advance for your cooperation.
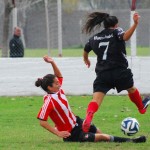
[121,117,139,136]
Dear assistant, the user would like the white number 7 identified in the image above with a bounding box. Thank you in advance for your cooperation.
[99,42,109,60]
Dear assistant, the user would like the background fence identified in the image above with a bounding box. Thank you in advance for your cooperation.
[0,0,150,57]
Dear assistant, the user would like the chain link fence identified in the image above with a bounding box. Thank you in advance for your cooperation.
[0,0,150,57]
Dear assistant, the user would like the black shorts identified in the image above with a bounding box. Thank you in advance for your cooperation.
[93,68,134,94]
[63,116,97,142]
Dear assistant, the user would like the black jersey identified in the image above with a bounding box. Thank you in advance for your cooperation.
[84,27,128,73]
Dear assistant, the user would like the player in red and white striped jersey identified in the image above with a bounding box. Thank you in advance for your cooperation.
[35,55,146,143]
[37,77,76,133]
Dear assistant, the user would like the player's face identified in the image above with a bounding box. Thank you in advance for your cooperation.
[48,77,61,93]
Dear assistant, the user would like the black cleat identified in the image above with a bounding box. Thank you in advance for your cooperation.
[132,136,146,143]
[143,96,150,109]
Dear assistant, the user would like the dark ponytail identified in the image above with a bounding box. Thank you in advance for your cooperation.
[82,12,109,34]
[82,12,118,34]
[35,74,56,93]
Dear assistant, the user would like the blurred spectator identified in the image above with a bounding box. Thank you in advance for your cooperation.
[9,27,24,57]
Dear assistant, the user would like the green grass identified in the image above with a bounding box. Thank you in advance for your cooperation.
[0,95,149,150]
[136,47,150,56]
[0,47,150,57]
[25,47,150,57]
[24,48,85,57]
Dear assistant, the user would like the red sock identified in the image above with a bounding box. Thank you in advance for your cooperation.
[86,102,99,121]
[128,89,145,114]
[82,102,99,132]
[87,101,99,114]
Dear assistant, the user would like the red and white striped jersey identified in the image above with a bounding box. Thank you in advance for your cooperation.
[37,77,77,132]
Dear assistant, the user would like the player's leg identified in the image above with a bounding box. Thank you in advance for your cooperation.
[95,134,130,142]
[127,86,150,113]
[95,134,146,143]
[82,71,111,133]
[114,68,148,114]
[82,92,105,132]
[123,68,150,113]
[80,132,146,143]
[111,135,146,143]
[127,86,146,114]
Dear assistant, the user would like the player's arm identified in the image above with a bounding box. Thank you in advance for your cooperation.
[43,55,62,77]
[83,40,92,68]
[39,120,70,138]
[123,12,140,41]
[83,51,91,68]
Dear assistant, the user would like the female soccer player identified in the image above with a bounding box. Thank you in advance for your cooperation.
[82,12,150,133]
[35,55,146,143]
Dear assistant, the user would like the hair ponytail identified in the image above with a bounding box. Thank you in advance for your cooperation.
[82,12,109,34]
[35,78,43,87]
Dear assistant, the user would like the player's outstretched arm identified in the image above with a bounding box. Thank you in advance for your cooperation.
[39,120,70,138]
[123,12,140,41]
[43,55,62,77]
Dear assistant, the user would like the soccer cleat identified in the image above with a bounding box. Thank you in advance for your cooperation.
[132,136,146,143]
[82,112,93,133]
[142,96,150,109]
[138,109,146,114]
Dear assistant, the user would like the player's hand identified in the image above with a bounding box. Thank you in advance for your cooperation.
[57,131,71,138]
[133,12,140,25]
[84,59,91,68]
[43,55,54,63]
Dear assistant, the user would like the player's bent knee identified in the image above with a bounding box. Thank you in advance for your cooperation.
[79,132,95,142]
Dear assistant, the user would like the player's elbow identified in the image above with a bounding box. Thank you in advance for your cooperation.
[123,35,130,41]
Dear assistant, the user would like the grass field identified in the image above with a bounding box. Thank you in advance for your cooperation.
[23,47,150,57]
[0,46,150,149]
[0,47,150,57]
[0,95,150,150]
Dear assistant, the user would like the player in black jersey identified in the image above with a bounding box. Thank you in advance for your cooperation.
[82,12,150,133]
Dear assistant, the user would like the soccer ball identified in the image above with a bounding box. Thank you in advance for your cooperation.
[121,117,139,136]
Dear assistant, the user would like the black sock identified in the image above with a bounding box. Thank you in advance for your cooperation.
[110,136,131,143]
